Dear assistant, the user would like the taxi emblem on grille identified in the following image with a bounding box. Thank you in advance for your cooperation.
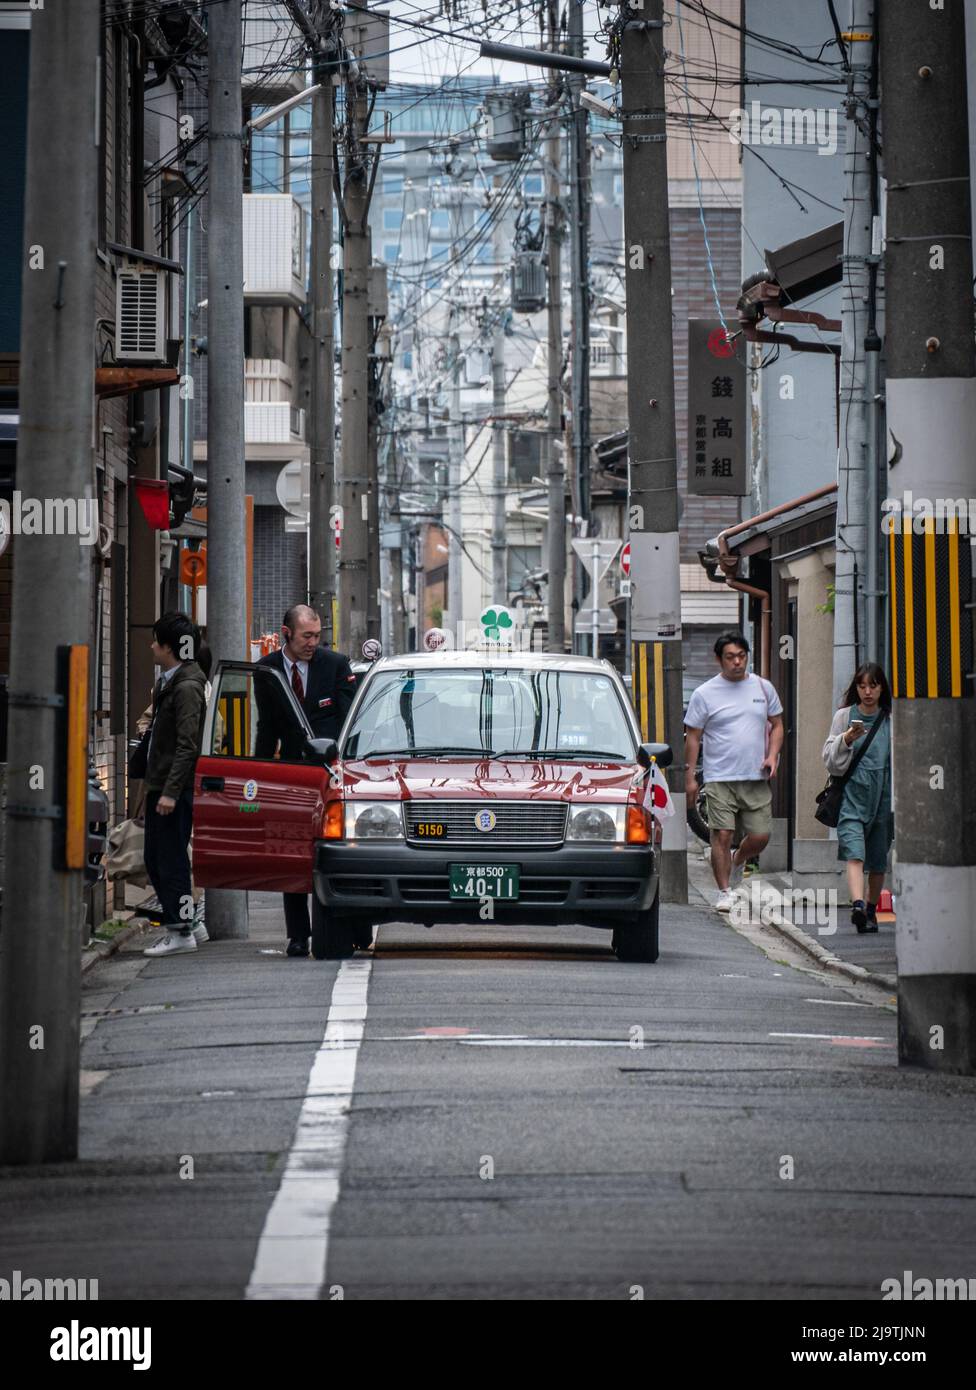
[475,809,497,832]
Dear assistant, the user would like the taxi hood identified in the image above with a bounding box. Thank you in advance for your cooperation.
[341,755,640,802]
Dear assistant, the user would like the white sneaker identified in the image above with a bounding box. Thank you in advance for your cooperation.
[714,890,736,913]
[144,933,197,957]
[191,923,209,945]
[729,857,745,893]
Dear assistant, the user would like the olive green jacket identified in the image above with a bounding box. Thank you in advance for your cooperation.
[143,660,208,800]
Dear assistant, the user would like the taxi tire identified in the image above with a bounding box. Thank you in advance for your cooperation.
[311,915,355,960]
[612,892,660,964]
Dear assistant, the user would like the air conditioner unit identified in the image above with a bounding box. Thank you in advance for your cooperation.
[115,267,167,364]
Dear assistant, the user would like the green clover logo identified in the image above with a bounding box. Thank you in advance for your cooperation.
[481,608,514,641]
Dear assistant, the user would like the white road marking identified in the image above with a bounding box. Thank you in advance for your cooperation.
[769,1032,888,1042]
[245,957,372,1301]
[460,1038,637,1048]
[802,998,882,1008]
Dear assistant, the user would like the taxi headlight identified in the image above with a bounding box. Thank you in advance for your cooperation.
[345,802,403,839]
[566,805,624,842]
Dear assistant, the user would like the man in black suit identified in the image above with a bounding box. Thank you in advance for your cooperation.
[255,604,359,957]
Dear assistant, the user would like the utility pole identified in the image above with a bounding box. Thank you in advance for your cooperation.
[366,328,382,641]
[447,298,464,630]
[0,0,99,1163]
[206,0,249,939]
[879,3,975,1074]
[620,2,688,904]
[491,174,507,606]
[567,0,591,651]
[832,0,876,704]
[307,8,337,644]
[337,82,372,653]
[544,28,566,652]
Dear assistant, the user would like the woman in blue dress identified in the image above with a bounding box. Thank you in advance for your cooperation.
[821,663,893,933]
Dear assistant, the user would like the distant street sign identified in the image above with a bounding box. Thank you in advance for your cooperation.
[619,578,632,598]
[576,605,618,634]
[620,542,631,577]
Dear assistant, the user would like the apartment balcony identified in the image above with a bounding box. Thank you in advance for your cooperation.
[242,6,304,102]
[245,358,293,403]
[244,401,305,446]
[243,195,306,308]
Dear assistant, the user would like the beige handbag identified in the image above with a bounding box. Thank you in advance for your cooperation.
[104,818,150,887]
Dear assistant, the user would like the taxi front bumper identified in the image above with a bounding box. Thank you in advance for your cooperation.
[313,840,657,926]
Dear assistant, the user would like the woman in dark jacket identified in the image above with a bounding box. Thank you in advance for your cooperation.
[821,663,893,933]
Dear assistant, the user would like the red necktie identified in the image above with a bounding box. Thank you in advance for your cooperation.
[291,662,304,702]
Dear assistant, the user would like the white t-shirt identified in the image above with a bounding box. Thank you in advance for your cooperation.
[685,672,783,783]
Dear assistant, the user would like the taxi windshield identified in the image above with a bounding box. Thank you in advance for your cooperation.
[342,667,635,760]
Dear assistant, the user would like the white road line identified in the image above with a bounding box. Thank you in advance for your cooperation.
[245,957,372,1301]
[802,998,882,1008]
[769,1031,888,1042]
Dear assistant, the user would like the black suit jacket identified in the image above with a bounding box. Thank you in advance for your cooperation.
[253,647,357,759]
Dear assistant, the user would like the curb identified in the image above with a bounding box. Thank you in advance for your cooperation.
[81,920,150,975]
[687,857,897,995]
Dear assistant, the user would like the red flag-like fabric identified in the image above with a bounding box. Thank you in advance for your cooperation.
[134,478,170,530]
[642,761,675,821]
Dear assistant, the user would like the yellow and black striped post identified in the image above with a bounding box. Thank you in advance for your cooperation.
[631,640,669,743]
[889,517,973,700]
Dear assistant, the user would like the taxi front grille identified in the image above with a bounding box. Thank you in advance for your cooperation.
[403,800,567,846]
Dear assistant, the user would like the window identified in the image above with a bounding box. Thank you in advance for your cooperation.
[507,545,542,594]
[430,208,451,235]
[209,667,310,763]
[342,668,633,758]
[523,174,543,198]
[383,208,402,231]
[383,243,399,263]
[613,174,623,201]
[508,431,542,485]
[383,176,404,195]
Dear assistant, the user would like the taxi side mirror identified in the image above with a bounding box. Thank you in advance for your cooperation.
[305,737,338,765]
[637,742,672,769]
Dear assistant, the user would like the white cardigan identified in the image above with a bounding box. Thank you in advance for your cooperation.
[822,705,858,777]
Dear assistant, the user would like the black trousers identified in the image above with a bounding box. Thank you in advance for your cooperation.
[144,789,194,931]
[282,892,327,943]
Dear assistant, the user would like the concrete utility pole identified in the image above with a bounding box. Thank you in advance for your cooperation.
[366,338,381,640]
[447,299,464,630]
[879,2,976,1074]
[337,83,372,653]
[544,13,566,653]
[567,0,591,650]
[620,2,688,905]
[491,175,508,606]
[832,0,876,704]
[0,0,99,1163]
[308,26,337,644]
[206,0,248,940]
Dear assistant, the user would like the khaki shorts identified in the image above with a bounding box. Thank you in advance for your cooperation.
[703,779,773,838]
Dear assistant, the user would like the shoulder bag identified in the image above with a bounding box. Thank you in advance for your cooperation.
[814,711,887,828]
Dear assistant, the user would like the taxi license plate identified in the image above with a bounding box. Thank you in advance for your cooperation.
[449,864,520,900]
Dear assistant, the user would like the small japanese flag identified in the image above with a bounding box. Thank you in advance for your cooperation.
[642,760,675,821]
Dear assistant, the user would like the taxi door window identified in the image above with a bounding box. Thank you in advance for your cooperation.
[209,667,310,762]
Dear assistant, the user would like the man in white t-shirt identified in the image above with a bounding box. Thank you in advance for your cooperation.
[684,631,784,912]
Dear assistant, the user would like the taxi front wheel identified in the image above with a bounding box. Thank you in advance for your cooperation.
[311,913,355,960]
[612,892,660,964]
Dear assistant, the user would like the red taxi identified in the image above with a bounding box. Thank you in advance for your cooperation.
[192,652,672,962]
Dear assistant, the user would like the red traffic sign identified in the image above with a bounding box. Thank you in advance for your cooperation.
[707,326,735,359]
[620,542,631,578]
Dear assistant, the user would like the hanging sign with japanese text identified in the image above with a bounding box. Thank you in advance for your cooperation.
[686,319,747,497]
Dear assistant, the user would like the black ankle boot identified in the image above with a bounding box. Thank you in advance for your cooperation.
[851,899,868,933]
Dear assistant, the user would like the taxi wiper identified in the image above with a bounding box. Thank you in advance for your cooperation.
[490,748,628,761]
[357,745,491,758]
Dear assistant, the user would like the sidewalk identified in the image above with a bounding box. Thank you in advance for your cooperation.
[686,842,897,993]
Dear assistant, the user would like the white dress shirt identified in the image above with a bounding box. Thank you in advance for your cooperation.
[282,653,309,697]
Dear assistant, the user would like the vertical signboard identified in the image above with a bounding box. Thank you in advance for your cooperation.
[686,320,747,496]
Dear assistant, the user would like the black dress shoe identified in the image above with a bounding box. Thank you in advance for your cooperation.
[864,902,879,933]
[286,939,310,958]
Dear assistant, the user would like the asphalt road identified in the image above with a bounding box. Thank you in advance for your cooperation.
[2,876,975,1301]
